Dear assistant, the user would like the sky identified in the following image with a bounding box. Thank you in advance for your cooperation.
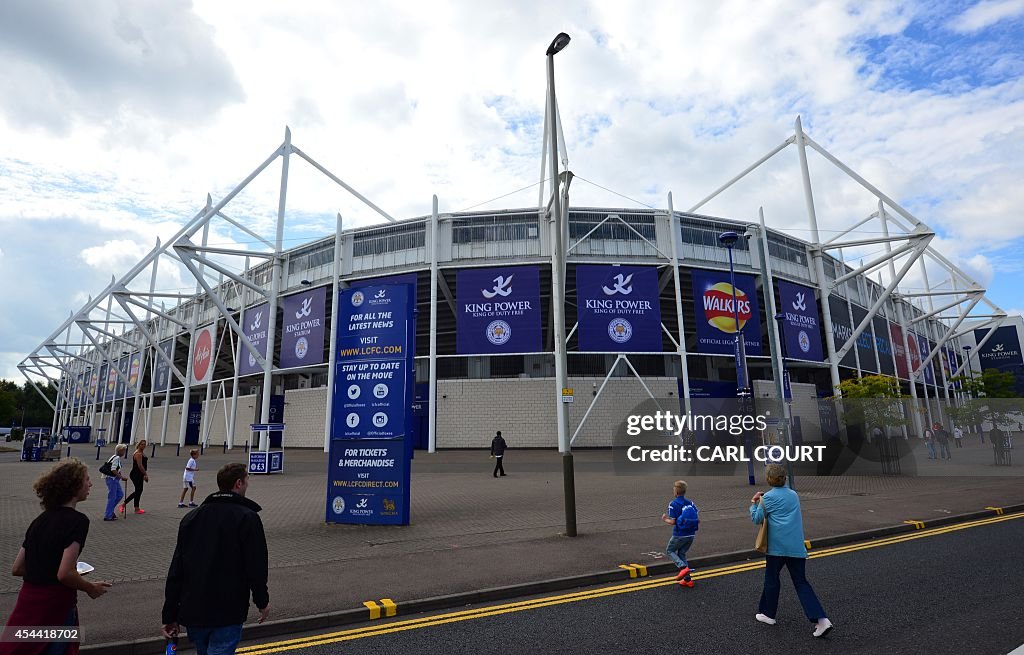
[1,0,1023,383]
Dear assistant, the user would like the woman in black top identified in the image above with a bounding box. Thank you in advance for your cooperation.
[120,440,150,514]
[0,459,112,655]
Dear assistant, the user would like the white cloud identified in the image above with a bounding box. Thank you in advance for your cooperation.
[948,0,1024,34]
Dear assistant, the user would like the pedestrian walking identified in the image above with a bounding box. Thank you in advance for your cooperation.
[178,450,200,508]
[101,445,128,521]
[991,427,1007,465]
[120,440,150,515]
[934,423,952,460]
[0,459,112,655]
[922,426,936,459]
[750,463,833,638]
[953,426,963,448]
[490,431,507,477]
[162,463,269,655]
[660,480,700,587]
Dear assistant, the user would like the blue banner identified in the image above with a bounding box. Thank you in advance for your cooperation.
[100,363,114,402]
[975,325,1023,371]
[114,357,129,400]
[351,273,418,356]
[691,269,762,356]
[327,439,409,525]
[917,334,935,385]
[873,316,896,377]
[126,352,142,398]
[239,303,270,376]
[456,266,542,354]
[87,368,99,405]
[329,283,414,525]
[577,265,662,352]
[154,339,174,392]
[777,280,823,362]
[280,286,327,368]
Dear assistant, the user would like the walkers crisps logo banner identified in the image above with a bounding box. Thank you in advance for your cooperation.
[691,269,762,355]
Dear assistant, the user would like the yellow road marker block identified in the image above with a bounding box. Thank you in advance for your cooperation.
[362,601,381,620]
[985,506,1004,516]
[903,520,925,529]
[618,564,639,578]
[379,598,397,618]
[628,563,648,577]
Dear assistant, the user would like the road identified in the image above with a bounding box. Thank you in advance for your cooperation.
[233,513,1024,655]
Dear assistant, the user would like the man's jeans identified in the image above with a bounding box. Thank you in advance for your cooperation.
[104,477,123,518]
[938,441,951,459]
[666,536,694,575]
[926,441,936,459]
[187,625,244,655]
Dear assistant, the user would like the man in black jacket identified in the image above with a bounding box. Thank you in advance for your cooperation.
[161,463,269,654]
[490,431,507,477]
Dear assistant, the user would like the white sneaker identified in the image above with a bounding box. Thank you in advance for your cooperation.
[813,618,833,637]
[755,613,777,625]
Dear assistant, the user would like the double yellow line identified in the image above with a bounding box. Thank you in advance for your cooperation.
[239,511,1023,655]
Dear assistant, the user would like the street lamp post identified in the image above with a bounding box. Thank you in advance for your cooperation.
[773,312,796,488]
[963,345,976,435]
[718,231,755,485]
[546,31,577,537]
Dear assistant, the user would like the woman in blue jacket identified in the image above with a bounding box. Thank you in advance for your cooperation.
[750,464,833,638]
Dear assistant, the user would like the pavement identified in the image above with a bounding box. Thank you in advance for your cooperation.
[0,437,1021,651]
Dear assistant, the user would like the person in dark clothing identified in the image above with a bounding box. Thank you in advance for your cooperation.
[991,427,1007,465]
[120,440,149,514]
[933,424,951,460]
[490,431,507,477]
[161,464,269,655]
[1,459,111,655]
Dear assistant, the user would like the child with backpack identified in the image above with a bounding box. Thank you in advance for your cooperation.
[661,479,700,587]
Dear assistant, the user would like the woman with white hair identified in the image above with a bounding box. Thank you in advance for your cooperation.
[101,444,128,521]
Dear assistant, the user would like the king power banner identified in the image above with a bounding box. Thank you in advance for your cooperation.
[280,286,327,368]
[238,303,270,376]
[691,269,762,356]
[456,266,541,355]
[154,339,174,392]
[777,280,823,362]
[576,265,662,352]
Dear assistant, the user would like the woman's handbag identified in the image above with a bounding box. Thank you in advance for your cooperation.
[98,456,115,477]
[754,499,769,553]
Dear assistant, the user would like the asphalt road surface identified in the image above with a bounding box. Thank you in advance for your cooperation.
[232,513,1024,655]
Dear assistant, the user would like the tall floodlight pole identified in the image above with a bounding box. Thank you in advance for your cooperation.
[718,231,756,485]
[546,31,577,537]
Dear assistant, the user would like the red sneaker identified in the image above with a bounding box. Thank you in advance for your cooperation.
[675,567,691,580]
[679,579,694,588]
[134,509,146,514]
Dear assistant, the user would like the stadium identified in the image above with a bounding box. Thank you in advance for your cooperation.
[18,123,1022,454]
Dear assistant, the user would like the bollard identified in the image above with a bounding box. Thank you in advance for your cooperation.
[67,446,71,458]
[151,443,156,459]
[176,444,180,457]
[245,440,249,453]
[222,442,227,454]
[200,443,205,456]
[96,445,101,461]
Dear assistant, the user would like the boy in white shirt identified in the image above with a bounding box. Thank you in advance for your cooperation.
[178,449,200,508]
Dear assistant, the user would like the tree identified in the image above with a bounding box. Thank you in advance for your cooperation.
[834,375,910,436]
[0,380,16,427]
[948,369,1021,432]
